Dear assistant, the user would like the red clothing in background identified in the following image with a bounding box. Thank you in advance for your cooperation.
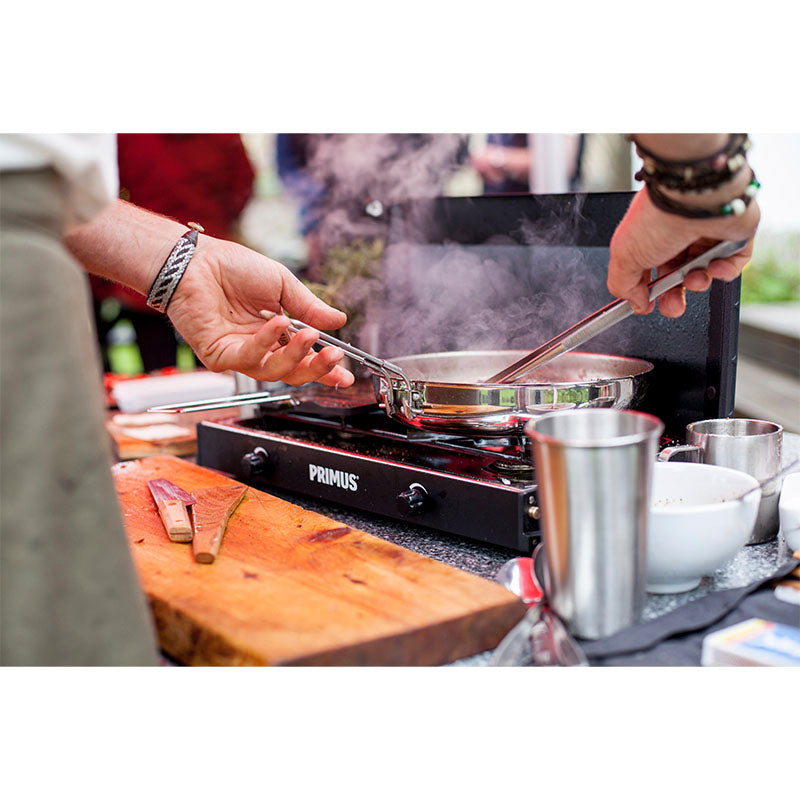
[94,133,255,310]
[116,133,255,241]
[91,134,255,370]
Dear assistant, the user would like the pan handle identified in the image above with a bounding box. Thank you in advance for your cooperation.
[259,310,414,415]
[148,391,300,414]
[486,239,749,383]
[373,375,423,421]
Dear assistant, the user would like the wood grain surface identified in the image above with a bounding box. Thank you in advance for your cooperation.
[106,408,238,460]
[191,484,248,564]
[112,456,525,666]
[108,422,196,460]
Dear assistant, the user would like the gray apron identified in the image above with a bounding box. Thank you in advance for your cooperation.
[1,169,159,665]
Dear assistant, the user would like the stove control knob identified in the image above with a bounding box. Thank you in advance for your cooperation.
[397,482,429,515]
[241,446,269,477]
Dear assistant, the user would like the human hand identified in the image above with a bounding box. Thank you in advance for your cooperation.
[607,187,760,317]
[471,146,531,185]
[471,147,506,184]
[167,236,355,387]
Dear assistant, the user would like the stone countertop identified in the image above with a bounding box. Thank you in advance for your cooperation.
[255,433,800,666]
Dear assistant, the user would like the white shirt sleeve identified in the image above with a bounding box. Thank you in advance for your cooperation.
[0,134,118,224]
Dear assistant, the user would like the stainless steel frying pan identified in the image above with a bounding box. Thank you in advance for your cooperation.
[152,341,652,437]
[371,349,653,435]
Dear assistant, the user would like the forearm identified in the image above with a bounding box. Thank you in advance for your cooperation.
[631,133,757,214]
[64,200,187,295]
[631,134,729,161]
[64,197,353,387]
[608,132,759,317]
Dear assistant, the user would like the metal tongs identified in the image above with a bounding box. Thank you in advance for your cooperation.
[148,311,413,415]
[485,239,749,384]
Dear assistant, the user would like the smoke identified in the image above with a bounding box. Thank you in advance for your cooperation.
[290,134,620,364]
[375,237,609,359]
[304,133,467,250]
[369,190,616,359]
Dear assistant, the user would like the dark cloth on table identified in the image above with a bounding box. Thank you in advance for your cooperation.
[579,559,800,666]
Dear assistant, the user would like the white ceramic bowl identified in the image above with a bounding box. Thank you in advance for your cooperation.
[647,462,761,594]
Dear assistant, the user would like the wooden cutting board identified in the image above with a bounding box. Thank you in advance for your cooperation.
[107,421,197,460]
[112,456,525,666]
[106,409,237,460]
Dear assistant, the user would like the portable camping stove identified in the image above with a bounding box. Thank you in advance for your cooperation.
[197,401,542,553]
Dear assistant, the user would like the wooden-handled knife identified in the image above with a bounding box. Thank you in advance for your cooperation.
[147,479,196,542]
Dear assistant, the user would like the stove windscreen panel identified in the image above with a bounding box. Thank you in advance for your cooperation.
[375,192,740,438]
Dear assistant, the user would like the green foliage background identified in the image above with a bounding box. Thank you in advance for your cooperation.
[741,232,800,303]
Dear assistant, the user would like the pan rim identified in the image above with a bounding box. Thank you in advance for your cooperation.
[386,349,654,388]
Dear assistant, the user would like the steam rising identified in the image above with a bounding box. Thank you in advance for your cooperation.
[296,135,628,364]
[376,240,612,358]
[304,134,467,251]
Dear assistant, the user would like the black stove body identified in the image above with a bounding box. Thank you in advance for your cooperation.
[197,192,742,553]
[198,406,540,552]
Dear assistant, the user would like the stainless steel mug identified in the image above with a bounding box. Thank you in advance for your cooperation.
[658,418,783,544]
[525,408,664,640]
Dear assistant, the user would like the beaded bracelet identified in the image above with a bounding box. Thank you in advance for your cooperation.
[645,171,761,219]
[631,134,751,193]
[146,222,204,313]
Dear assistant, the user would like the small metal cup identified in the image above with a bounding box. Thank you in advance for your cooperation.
[658,418,783,544]
[526,408,664,640]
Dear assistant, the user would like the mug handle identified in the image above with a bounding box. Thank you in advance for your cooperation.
[658,444,702,463]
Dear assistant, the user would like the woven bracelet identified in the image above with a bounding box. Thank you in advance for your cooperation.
[631,134,751,193]
[146,222,204,313]
[645,171,761,219]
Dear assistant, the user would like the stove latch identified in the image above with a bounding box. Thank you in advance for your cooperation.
[396,482,429,515]
[241,446,270,478]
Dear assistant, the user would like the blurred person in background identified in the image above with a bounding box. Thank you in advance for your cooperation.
[472,133,584,193]
[472,133,632,194]
[275,133,328,274]
[276,134,469,278]
[471,133,532,193]
[91,134,256,372]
